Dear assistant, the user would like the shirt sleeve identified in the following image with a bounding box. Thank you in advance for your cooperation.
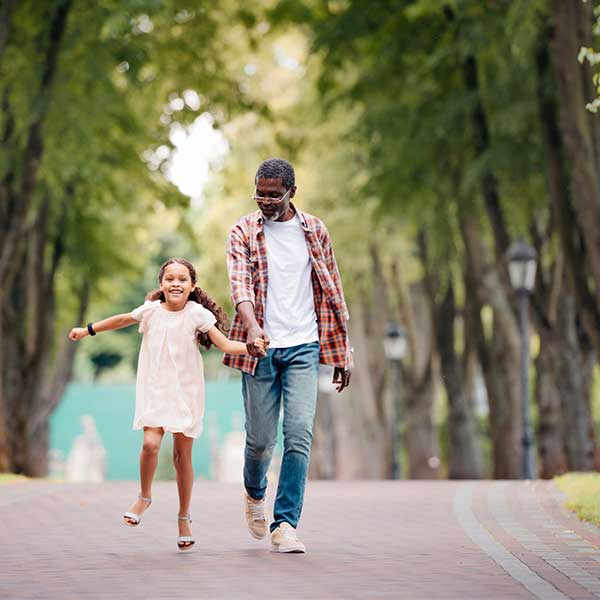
[226,221,256,308]
[318,221,353,370]
[130,300,160,333]
[320,223,350,322]
[190,302,217,333]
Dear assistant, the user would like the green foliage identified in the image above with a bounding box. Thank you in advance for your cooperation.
[260,0,557,319]
[579,0,600,112]
[1,2,263,380]
[6,0,574,383]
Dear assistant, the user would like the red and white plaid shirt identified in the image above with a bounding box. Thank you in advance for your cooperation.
[223,204,353,375]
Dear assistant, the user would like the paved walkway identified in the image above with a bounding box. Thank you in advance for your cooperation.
[1,480,600,599]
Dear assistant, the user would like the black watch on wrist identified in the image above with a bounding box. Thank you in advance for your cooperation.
[87,322,96,336]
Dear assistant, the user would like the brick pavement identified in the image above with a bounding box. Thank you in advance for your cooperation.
[1,480,599,599]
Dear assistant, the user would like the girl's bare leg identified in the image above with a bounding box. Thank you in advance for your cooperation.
[124,427,164,524]
[173,432,195,544]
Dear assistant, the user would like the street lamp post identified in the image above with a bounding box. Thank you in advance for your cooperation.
[506,240,538,480]
[384,322,407,479]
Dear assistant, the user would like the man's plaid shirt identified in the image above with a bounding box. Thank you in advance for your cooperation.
[223,204,353,375]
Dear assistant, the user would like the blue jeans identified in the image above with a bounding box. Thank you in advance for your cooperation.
[242,342,319,531]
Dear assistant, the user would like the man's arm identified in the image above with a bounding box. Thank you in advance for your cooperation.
[320,223,353,391]
[226,223,268,357]
[236,301,270,355]
[226,223,256,308]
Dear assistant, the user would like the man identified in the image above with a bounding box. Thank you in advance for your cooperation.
[223,157,353,553]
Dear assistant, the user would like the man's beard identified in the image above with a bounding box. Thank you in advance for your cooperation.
[262,210,281,221]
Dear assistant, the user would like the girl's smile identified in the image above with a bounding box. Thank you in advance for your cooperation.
[160,263,195,308]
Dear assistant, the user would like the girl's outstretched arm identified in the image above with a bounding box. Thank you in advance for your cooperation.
[207,326,266,356]
[69,313,138,341]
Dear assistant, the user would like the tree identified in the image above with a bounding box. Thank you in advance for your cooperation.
[271,0,599,478]
[0,0,247,474]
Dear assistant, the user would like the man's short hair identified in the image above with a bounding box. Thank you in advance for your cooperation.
[255,158,295,189]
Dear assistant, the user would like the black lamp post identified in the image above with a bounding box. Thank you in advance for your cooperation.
[384,322,407,479]
[506,240,538,480]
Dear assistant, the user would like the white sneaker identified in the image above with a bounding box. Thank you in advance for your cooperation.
[270,522,306,553]
[245,493,268,539]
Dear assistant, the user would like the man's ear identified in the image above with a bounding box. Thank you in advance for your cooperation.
[290,185,297,198]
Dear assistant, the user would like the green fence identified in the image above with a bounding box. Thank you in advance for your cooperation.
[50,381,247,480]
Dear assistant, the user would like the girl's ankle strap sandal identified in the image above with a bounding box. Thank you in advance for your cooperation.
[177,515,195,551]
[122,496,152,527]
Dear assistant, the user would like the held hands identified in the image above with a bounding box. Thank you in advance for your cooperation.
[246,326,269,358]
[69,327,88,341]
[246,337,267,357]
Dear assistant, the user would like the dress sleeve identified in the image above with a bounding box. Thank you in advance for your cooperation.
[190,302,217,333]
[130,300,160,333]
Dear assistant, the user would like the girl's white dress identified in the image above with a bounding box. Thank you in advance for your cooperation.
[130,300,216,438]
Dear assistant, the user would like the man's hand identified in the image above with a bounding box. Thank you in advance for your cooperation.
[247,325,270,358]
[246,337,267,357]
[332,367,351,392]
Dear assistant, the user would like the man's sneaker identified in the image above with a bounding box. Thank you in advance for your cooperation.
[270,522,306,553]
[245,493,268,539]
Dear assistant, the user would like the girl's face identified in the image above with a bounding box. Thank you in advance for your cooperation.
[159,262,195,306]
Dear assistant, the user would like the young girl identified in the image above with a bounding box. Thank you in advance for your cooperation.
[69,258,265,551]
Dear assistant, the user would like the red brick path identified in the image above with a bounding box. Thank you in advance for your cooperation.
[1,480,599,599]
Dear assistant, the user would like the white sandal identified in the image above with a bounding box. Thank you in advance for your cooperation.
[123,495,152,527]
[177,515,195,551]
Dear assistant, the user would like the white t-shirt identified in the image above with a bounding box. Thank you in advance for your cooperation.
[263,213,319,348]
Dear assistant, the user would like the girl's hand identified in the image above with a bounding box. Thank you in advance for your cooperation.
[247,337,267,357]
[254,337,266,354]
[69,327,88,341]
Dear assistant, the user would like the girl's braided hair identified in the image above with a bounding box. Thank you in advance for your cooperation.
[146,258,230,350]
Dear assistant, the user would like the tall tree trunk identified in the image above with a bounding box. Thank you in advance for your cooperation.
[551,0,600,318]
[7,198,83,475]
[556,292,597,471]
[462,50,525,479]
[0,0,72,287]
[460,217,522,478]
[418,232,483,479]
[533,20,598,476]
[463,55,511,271]
[365,244,394,477]
[0,2,72,474]
[404,359,440,479]
[535,329,568,478]
[391,262,442,479]
[435,282,484,479]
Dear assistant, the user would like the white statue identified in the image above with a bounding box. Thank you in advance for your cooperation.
[66,415,107,483]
